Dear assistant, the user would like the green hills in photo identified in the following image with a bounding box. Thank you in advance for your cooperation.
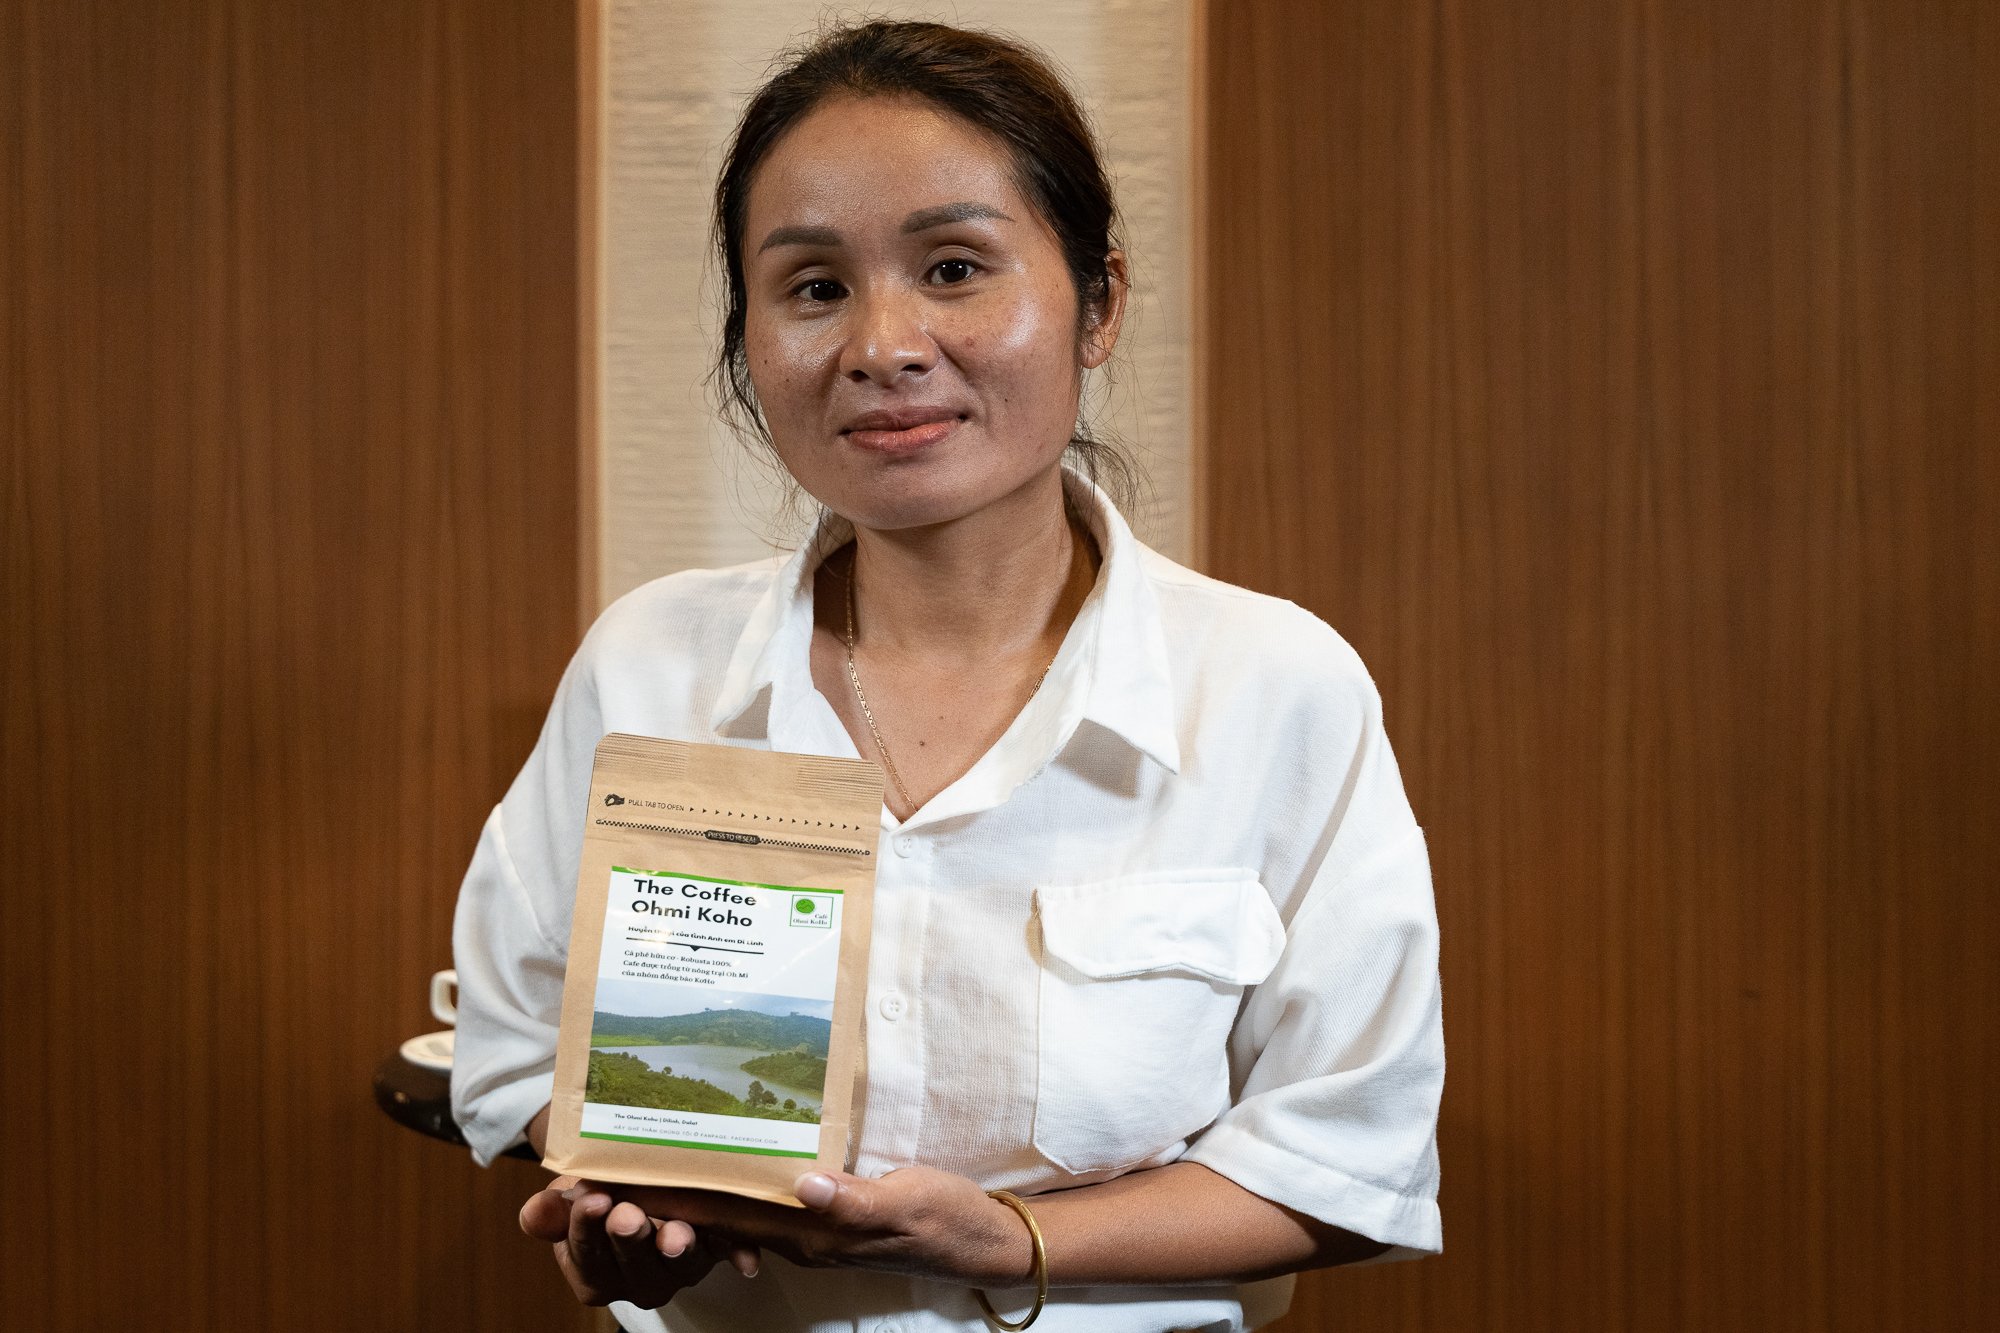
[585,1050,821,1123]
[589,1007,831,1057]
[737,1049,826,1091]
[585,1007,831,1118]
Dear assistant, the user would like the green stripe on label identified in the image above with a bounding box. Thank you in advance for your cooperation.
[607,869,845,895]
[579,1130,818,1158]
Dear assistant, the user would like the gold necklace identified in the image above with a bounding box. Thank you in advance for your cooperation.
[842,550,1056,816]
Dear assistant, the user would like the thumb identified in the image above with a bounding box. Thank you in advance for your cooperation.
[792,1170,879,1225]
[519,1185,573,1242]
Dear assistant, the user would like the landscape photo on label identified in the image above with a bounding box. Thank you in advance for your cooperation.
[586,979,833,1123]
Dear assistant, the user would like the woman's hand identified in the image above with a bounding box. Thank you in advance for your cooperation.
[521,1176,762,1309]
[606,1166,1036,1288]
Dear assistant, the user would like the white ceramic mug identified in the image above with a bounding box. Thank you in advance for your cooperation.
[402,970,459,1072]
[430,968,458,1026]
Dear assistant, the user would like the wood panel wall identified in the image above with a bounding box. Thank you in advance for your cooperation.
[2,3,597,1327]
[1204,1,1996,1329]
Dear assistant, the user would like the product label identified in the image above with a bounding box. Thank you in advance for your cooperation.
[579,868,843,1157]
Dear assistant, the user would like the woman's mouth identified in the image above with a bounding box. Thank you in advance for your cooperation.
[841,412,966,456]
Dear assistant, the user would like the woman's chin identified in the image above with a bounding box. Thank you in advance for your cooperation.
[831,495,984,535]
[792,450,1062,536]
[832,472,1064,537]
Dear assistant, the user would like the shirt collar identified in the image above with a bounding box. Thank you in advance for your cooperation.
[710,469,1181,823]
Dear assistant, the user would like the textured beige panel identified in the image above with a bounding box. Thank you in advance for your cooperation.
[599,0,1194,606]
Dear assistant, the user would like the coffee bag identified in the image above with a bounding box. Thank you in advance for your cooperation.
[541,734,883,1205]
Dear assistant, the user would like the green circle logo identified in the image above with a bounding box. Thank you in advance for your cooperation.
[795,898,816,913]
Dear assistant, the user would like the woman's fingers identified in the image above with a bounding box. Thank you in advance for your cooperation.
[519,1176,584,1236]
[792,1171,892,1230]
[728,1243,762,1279]
[534,1184,732,1310]
[612,1202,735,1308]
[563,1190,625,1304]
[605,1201,660,1274]
[520,1185,576,1243]
[542,1166,1004,1289]
[656,1218,698,1259]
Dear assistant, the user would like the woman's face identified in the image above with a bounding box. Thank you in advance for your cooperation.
[740,94,1120,533]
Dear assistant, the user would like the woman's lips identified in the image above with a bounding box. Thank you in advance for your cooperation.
[843,416,963,455]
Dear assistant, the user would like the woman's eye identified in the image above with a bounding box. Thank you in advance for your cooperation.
[796,278,845,302]
[931,258,976,285]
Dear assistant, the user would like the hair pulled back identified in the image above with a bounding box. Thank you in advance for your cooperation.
[711,19,1138,508]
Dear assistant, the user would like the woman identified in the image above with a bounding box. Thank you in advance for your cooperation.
[453,20,1443,1332]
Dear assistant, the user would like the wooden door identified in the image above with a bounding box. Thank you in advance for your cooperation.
[1203,1,1996,1328]
[2,2,597,1326]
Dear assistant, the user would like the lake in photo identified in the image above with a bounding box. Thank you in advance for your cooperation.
[596,1044,824,1112]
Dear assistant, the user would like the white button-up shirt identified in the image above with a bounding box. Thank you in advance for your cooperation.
[452,474,1444,1333]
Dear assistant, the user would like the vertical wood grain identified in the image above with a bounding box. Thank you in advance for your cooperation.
[1,2,596,1327]
[579,0,606,617]
[1204,1,1997,1328]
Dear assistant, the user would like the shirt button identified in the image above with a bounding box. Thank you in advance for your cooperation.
[874,1324,904,1333]
[893,834,915,858]
[878,992,907,1022]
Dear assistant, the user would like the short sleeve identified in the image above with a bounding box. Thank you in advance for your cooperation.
[1180,690,1445,1256]
[449,647,603,1166]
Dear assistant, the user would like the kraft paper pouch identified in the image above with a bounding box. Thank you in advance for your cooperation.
[542,733,884,1205]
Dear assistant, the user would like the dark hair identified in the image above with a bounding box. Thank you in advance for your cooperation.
[710,19,1140,511]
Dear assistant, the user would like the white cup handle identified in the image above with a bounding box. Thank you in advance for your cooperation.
[430,969,458,1026]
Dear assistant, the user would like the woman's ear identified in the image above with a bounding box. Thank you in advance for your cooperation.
[1079,250,1130,370]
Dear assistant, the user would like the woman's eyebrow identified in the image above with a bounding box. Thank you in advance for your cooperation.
[758,224,842,254]
[902,202,1012,232]
[756,203,1012,254]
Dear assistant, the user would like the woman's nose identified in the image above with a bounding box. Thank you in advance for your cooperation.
[838,288,936,384]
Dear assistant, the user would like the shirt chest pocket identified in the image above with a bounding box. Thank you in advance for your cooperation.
[1031,870,1286,1176]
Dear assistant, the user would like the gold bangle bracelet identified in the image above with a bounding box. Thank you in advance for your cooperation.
[973,1189,1048,1332]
